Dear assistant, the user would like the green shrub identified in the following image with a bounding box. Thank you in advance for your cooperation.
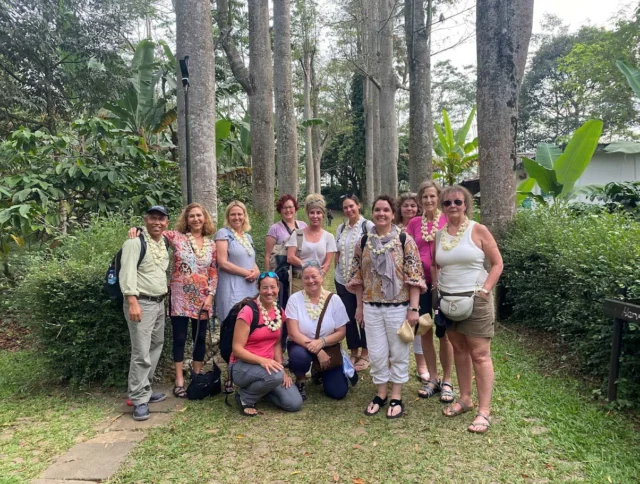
[501,207,640,400]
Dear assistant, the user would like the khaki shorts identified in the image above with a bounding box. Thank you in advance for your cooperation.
[448,294,495,338]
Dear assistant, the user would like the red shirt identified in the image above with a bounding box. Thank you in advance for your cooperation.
[230,301,283,363]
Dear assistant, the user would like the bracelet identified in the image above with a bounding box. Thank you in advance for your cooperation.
[321,337,327,348]
[409,306,419,312]
[479,288,490,295]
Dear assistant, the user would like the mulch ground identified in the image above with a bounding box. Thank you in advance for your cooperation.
[0,318,31,351]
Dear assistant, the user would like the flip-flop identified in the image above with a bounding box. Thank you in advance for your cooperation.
[468,412,491,434]
[364,395,387,416]
[386,399,404,419]
[354,357,370,372]
[442,399,474,417]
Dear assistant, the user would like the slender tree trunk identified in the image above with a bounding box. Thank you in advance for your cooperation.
[477,0,533,238]
[369,0,382,198]
[248,0,275,222]
[405,0,433,191]
[311,52,322,193]
[176,0,217,216]
[378,0,398,197]
[364,77,374,207]
[302,48,315,194]
[273,0,299,199]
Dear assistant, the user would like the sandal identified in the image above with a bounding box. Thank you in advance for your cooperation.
[386,399,404,419]
[173,385,187,398]
[442,399,474,417]
[235,392,257,417]
[354,357,370,372]
[223,378,235,394]
[440,381,455,404]
[296,382,307,401]
[418,379,441,399]
[364,395,387,416]
[468,412,491,434]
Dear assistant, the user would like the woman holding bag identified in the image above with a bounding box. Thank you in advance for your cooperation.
[285,261,351,401]
[434,185,503,433]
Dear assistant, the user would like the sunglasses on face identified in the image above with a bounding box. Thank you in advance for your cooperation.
[258,271,279,281]
[443,199,464,207]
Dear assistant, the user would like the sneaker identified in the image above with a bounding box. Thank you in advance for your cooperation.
[149,392,167,403]
[133,403,150,421]
[296,382,307,401]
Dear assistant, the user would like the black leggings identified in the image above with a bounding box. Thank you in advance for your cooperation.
[335,280,367,350]
[171,316,207,362]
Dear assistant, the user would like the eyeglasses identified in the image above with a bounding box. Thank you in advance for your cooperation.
[443,199,464,207]
[258,271,279,281]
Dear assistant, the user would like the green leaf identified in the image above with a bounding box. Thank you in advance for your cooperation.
[18,204,31,217]
[554,119,603,197]
[563,184,603,200]
[442,110,454,149]
[522,157,561,195]
[301,118,328,127]
[516,178,536,205]
[535,143,562,170]
[604,141,640,154]
[455,105,476,145]
[434,124,448,152]
[617,60,640,99]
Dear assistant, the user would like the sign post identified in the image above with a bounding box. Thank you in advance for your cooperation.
[603,299,640,401]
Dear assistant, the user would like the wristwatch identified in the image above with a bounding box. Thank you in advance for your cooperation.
[409,306,419,312]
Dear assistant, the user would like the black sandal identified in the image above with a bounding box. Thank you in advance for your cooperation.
[387,399,404,419]
[173,385,187,398]
[364,395,388,416]
[235,392,257,417]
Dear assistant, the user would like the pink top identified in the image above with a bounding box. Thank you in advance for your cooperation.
[230,301,284,363]
[405,213,447,284]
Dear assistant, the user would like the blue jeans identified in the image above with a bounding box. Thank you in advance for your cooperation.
[287,342,349,400]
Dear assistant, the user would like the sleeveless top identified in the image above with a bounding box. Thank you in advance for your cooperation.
[435,220,488,293]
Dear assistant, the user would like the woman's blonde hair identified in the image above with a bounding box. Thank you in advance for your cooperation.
[174,203,216,236]
[417,180,442,208]
[394,192,421,225]
[440,185,474,218]
[224,200,251,232]
[304,193,326,214]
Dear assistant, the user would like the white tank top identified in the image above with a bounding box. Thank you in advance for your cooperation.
[435,220,488,293]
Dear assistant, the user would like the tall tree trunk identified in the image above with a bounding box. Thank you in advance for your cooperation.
[176,0,217,216]
[405,0,433,191]
[311,52,322,193]
[273,0,299,199]
[476,0,533,238]
[368,0,382,199]
[378,0,398,197]
[248,0,275,222]
[364,77,374,207]
[302,48,315,194]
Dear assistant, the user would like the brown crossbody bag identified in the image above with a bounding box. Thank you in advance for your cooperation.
[311,293,344,373]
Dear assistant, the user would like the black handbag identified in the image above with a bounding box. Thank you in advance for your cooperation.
[187,307,222,400]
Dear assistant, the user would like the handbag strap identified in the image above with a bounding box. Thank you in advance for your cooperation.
[313,293,334,339]
[193,304,210,353]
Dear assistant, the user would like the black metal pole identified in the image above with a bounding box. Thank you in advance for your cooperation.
[607,318,624,401]
[180,56,192,205]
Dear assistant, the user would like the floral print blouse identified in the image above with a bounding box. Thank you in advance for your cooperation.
[346,233,426,303]
[164,230,218,319]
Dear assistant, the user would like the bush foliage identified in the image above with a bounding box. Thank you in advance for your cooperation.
[501,207,640,400]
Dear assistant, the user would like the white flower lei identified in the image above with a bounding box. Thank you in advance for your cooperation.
[187,232,211,260]
[366,231,399,255]
[441,217,470,251]
[257,298,282,332]
[303,289,327,321]
[420,210,442,242]
[230,228,254,257]
[142,227,169,266]
[339,221,360,281]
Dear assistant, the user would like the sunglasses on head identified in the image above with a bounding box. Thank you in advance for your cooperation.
[443,199,464,207]
[258,271,279,281]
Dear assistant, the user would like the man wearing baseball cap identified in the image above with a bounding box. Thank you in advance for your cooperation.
[119,206,170,420]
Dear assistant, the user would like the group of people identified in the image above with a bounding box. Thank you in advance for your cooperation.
[120,181,503,434]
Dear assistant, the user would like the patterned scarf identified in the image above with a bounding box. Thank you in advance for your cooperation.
[368,225,402,300]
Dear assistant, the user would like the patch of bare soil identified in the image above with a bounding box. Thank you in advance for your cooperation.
[0,318,31,351]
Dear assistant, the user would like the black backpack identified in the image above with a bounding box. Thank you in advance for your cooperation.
[104,234,169,302]
[360,231,407,251]
[219,298,262,364]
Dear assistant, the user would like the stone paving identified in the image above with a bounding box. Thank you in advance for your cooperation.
[32,387,183,483]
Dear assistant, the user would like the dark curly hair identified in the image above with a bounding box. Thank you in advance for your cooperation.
[372,194,396,213]
[275,194,299,214]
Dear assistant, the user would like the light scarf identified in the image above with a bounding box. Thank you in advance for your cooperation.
[367,225,402,300]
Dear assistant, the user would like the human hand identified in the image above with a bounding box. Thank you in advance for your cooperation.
[355,306,364,327]
[202,294,213,313]
[260,358,284,375]
[478,290,490,301]
[306,338,324,354]
[127,227,140,239]
[317,350,331,370]
[128,300,142,322]
[282,372,293,388]
[407,309,419,327]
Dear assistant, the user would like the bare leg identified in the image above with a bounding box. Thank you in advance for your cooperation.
[192,361,203,374]
[444,330,474,414]
[175,362,184,387]
[467,336,494,430]
[414,353,428,376]
[421,329,440,381]
[439,334,454,383]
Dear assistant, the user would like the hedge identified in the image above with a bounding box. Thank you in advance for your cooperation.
[501,207,640,401]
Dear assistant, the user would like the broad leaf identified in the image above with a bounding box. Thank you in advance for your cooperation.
[516,178,536,205]
[554,119,603,197]
[535,143,562,170]
[617,60,640,99]
[455,105,476,145]
[604,141,640,154]
[522,157,561,195]
[442,110,454,149]
[434,124,448,153]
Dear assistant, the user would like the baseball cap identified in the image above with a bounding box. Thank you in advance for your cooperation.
[146,205,169,217]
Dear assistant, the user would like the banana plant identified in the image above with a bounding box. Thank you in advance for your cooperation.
[517,119,603,204]
[433,106,478,186]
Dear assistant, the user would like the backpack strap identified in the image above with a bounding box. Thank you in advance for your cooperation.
[295,229,304,254]
[359,231,406,253]
[137,234,147,268]
[246,300,263,335]
[360,233,368,251]
[282,220,297,236]
[336,223,345,242]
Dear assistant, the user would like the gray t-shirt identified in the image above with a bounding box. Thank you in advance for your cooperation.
[285,229,337,273]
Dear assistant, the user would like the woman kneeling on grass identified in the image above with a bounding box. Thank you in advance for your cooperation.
[230,273,303,416]
[347,195,426,419]
[286,261,352,402]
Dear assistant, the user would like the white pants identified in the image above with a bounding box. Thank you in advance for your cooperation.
[413,334,423,355]
[364,304,410,385]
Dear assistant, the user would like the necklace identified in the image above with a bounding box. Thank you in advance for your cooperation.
[142,227,169,266]
[339,220,361,281]
[187,232,210,260]
[303,289,327,321]
[230,228,254,256]
[257,298,282,332]
[441,217,470,251]
[420,210,442,242]
[366,231,399,255]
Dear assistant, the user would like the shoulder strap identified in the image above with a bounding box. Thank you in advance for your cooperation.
[137,234,147,268]
[314,293,334,339]
[296,229,304,252]
[400,232,407,251]
[360,233,368,251]
[163,235,170,250]
[282,220,294,236]
[435,230,441,248]
[336,223,344,241]
[246,300,262,334]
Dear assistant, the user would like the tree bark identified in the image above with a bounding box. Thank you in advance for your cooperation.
[405,0,433,191]
[248,0,275,222]
[476,0,534,238]
[302,48,315,194]
[176,0,217,216]
[364,77,374,207]
[378,0,398,197]
[311,52,322,193]
[273,0,299,199]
